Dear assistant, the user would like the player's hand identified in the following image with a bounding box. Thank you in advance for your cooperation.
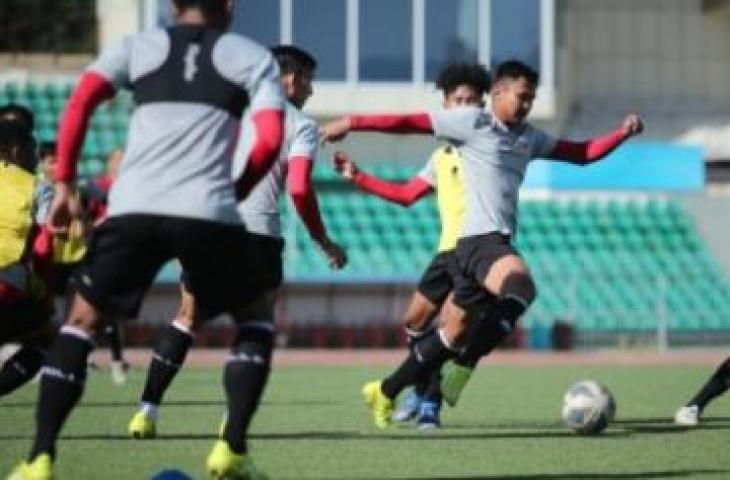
[621,114,643,138]
[318,236,347,270]
[46,181,74,235]
[320,117,352,144]
[333,151,359,181]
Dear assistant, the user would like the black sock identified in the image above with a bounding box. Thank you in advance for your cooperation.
[688,357,730,412]
[29,330,93,460]
[223,325,274,454]
[140,323,193,406]
[0,346,45,396]
[104,321,124,363]
[422,369,442,404]
[381,330,455,400]
[406,328,434,397]
[456,296,526,368]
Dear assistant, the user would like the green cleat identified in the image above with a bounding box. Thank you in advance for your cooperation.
[206,440,268,480]
[441,361,474,407]
[128,410,156,439]
[361,380,394,429]
[6,454,53,480]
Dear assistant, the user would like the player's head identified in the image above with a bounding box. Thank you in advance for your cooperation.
[435,62,491,109]
[271,45,317,109]
[491,59,539,126]
[0,120,38,173]
[39,140,57,178]
[172,0,233,29]
[0,104,35,134]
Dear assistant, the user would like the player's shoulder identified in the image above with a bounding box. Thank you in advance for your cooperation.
[285,104,317,135]
[215,32,271,60]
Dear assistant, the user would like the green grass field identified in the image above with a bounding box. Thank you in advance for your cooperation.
[1,363,729,479]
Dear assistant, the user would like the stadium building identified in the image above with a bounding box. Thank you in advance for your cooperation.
[2,0,729,348]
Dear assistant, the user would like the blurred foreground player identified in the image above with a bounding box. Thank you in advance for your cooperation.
[7,0,286,478]
[0,118,55,398]
[128,45,346,443]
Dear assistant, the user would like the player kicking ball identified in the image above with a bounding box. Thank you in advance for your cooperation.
[321,59,643,429]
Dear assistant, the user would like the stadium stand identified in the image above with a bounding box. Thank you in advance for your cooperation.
[5,80,730,336]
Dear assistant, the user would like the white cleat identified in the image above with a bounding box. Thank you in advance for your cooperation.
[674,405,700,426]
[110,360,129,386]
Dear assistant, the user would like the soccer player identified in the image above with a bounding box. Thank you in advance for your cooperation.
[128,44,346,440]
[331,62,491,429]
[8,1,286,479]
[675,357,729,426]
[321,59,644,428]
[0,118,55,398]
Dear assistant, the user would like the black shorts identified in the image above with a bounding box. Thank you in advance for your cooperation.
[416,251,455,306]
[51,261,82,296]
[74,214,277,319]
[452,233,516,309]
[0,299,51,344]
[181,232,284,305]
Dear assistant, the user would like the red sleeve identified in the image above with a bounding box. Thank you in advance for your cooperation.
[353,172,433,207]
[31,224,54,282]
[55,72,116,182]
[548,128,626,165]
[349,113,433,134]
[287,156,326,241]
[235,108,285,200]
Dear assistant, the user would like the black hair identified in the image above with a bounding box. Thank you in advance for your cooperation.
[172,0,228,16]
[493,60,539,86]
[0,104,35,133]
[0,121,37,171]
[270,45,317,76]
[435,62,491,97]
[39,140,56,158]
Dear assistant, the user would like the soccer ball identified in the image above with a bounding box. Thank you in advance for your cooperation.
[561,379,616,435]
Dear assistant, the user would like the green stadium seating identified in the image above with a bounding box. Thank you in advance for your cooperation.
[5,80,730,332]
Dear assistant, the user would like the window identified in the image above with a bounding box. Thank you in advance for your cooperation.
[490,0,541,72]
[233,0,280,48]
[293,0,346,81]
[425,0,479,81]
[359,0,412,81]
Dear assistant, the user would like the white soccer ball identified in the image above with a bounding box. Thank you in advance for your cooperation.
[561,379,616,435]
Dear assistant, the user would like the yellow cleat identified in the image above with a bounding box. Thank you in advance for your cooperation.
[6,454,53,480]
[206,440,268,480]
[128,411,156,439]
[361,380,394,429]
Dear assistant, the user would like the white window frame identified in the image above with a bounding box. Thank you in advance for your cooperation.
[144,0,556,118]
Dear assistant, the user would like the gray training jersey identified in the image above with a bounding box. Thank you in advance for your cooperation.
[233,102,319,237]
[87,25,284,224]
[429,106,556,237]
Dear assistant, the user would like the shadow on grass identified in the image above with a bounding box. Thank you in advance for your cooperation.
[0,399,335,408]
[342,469,730,479]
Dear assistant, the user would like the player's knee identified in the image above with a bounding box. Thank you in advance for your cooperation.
[502,272,536,306]
[230,324,274,367]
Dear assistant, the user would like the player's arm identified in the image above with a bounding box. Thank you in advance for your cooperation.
[231,43,286,200]
[546,114,644,165]
[320,113,433,143]
[333,151,433,207]
[287,157,347,269]
[320,106,480,144]
[50,38,129,233]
